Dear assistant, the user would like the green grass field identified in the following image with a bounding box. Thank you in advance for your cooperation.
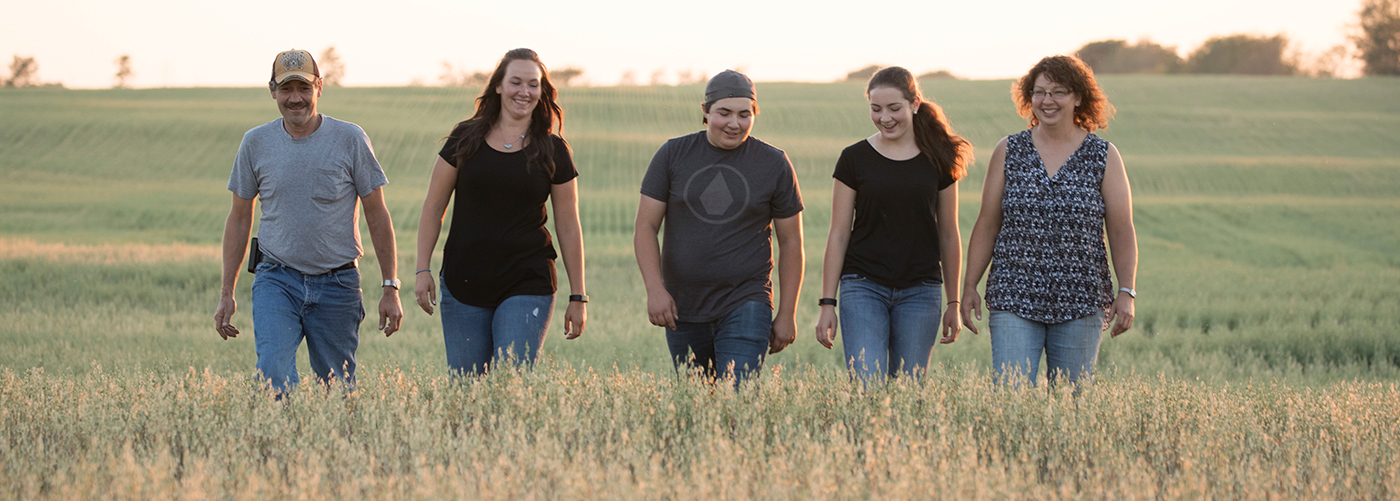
[2,77,1399,498]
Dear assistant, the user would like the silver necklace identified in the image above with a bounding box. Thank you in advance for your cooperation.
[499,127,526,149]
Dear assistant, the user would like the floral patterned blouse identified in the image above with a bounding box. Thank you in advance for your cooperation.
[985,129,1114,326]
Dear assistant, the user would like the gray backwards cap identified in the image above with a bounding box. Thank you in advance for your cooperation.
[704,69,756,105]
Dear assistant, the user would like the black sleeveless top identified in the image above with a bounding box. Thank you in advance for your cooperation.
[985,129,1114,325]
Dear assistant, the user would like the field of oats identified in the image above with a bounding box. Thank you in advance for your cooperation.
[2,76,1399,498]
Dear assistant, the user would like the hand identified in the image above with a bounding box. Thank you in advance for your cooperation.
[814,306,838,349]
[563,300,587,339]
[647,288,678,329]
[960,289,983,335]
[414,273,437,315]
[769,313,797,354]
[1108,293,1135,337]
[379,290,403,337]
[214,295,239,340]
[939,304,962,344]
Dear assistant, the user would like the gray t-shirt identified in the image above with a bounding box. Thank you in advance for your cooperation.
[640,132,803,322]
[228,115,388,275]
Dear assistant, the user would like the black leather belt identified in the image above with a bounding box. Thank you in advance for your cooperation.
[262,254,356,275]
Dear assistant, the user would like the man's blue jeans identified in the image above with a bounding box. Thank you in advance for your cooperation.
[838,274,942,384]
[250,262,364,394]
[438,277,554,376]
[665,300,772,383]
[989,309,1104,388]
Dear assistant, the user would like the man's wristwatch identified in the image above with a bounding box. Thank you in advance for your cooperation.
[818,298,837,307]
[569,294,589,303]
[1119,287,1136,298]
[383,279,401,290]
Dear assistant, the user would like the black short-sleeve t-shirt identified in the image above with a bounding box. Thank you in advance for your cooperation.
[438,128,578,307]
[833,139,955,289]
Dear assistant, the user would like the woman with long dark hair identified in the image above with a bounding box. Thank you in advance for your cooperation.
[961,55,1137,388]
[814,66,971,383]
[413,48,587,375]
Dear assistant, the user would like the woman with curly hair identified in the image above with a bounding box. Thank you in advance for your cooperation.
[961,55,1138,388]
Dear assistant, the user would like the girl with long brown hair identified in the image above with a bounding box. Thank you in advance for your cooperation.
[814,66,971,384]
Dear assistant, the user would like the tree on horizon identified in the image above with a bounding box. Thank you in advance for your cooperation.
[1187,34,1298,75]
[1076,39,1183,74]
[550,67,583,86]
[6,55,39,88]
[320,46,344,86]
[113,55,133,89]
[845,65,880,82]
[1353,0,1400,75]
[918,70,957,80]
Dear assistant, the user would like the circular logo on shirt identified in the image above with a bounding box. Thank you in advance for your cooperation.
[682,163,751,224]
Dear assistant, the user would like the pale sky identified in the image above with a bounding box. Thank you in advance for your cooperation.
[1,0,1364,88]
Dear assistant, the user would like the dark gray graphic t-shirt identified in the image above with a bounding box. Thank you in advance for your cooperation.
[640,132,803,322]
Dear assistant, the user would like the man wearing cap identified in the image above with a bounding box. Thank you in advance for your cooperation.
[634,69,804,382]
[214,49,402,393]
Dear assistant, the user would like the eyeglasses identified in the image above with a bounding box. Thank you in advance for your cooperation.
[1032,89,1072,100]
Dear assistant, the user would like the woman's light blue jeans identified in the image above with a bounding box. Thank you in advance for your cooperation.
[438,277,554,376]
[989,309,1104,388]
[838,274,942,384]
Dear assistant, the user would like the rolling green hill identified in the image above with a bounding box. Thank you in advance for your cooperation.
[1,77,1398,380]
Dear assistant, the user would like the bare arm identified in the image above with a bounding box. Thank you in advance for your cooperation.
[814,180,856,349]
[362,187,403,336]
[414,156,457,315]
[936,182,963,344]
[960,138,1008,334]
[769,213,804,354]
[215,194,255,340]
[633,195,677,329]
[551,179,587,339]
[1102,143,1137,337]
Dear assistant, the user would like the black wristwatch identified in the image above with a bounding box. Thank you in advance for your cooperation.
[569,294,589,303]
[818,298,837,307]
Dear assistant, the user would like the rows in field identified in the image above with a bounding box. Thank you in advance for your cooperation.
[7,78,1398,186]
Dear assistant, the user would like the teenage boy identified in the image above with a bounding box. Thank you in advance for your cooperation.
[633,69,804,382]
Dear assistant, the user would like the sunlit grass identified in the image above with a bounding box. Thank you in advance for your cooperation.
[2,364,1396,499]
[0,238,219,264]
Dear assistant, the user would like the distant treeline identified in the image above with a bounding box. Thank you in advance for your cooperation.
[846,33,1333,81]
[1074,0,1400,78]
[1075,35,1322,77]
